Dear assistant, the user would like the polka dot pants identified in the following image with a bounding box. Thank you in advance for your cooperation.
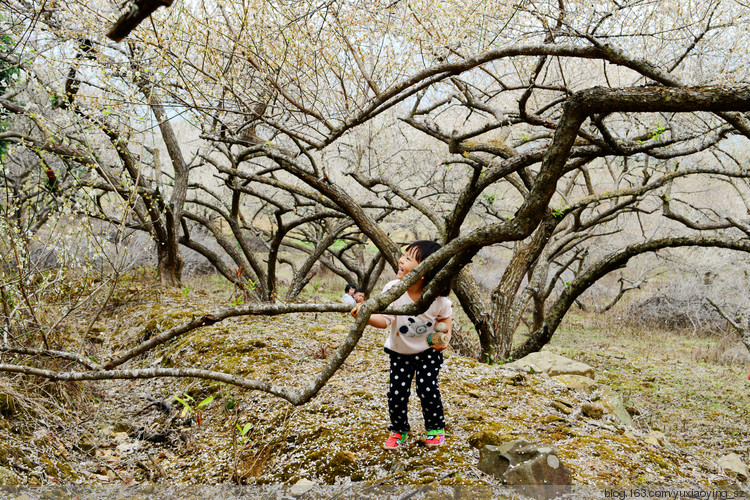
[385,347,445,434]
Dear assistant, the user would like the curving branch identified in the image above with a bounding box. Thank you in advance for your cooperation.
[513,236,750,359]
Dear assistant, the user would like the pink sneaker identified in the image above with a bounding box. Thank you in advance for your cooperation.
[425,430,445,448]
[383,432,407,450]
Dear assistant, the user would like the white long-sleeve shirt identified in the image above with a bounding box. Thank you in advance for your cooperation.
[379,280,452,355]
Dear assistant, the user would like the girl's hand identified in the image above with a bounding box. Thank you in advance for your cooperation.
[351,304,362,318]
[431,321,451,351]
[433,340,450,352]
[351,306,389,329]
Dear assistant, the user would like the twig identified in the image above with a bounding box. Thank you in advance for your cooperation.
[0,346,99,369]
[3,213,48,349]
[705,297,742,331]
[78,271,120,354]
[0,283,13,344]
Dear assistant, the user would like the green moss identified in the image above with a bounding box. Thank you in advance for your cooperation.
[329,450,356,468]
[467,430,515,449]
[317,405,339,416]
[349,390,374,400]
[0,446,23,466]
[540,414,567,424]
[558,448,579,461]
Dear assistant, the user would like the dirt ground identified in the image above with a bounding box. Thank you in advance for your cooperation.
[0,279,749,493]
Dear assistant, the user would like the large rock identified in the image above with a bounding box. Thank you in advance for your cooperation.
[478,439,571,499]
[504,352,595,379]
[289,478,315,496]
[553,375,633,427]
[595,385,633,427]
[553,374,597,393]
[718,453,748,478]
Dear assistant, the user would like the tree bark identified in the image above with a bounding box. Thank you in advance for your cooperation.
[488,215,560,361]
[452,270,493,359]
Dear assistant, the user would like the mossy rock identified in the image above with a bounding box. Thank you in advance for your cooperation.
[0,467,19,485]
[0,446,23,466]
[540,414,567,424]
[330,450,356,468]
[74,435,98,456]
[468,430,515,449]
[319,451,358,483]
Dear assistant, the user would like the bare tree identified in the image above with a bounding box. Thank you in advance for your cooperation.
[2,0,750,402]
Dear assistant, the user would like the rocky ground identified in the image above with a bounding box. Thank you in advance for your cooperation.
[0,280,749,495]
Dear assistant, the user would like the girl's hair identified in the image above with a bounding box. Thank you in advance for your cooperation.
[405,240,452,296]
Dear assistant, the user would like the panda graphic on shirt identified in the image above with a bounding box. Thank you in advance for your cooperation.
[398,317,433,338]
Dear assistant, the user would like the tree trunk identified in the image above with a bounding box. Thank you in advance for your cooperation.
[139,77,189,287]
[488,251,531,362]
[452,270,494,360]
[488,216,559,362]
[157,213,184,287]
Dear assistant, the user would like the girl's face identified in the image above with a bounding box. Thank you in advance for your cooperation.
[397,247,421,279]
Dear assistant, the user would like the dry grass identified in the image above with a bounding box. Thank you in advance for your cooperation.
[552,310,750,461]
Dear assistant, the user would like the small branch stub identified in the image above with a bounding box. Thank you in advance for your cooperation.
[106,0,175,42]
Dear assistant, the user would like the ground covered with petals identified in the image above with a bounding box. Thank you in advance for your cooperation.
[0,282,748,488]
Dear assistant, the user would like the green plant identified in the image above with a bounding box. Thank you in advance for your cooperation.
[552,206,569,218]
[232,417,255,483]
[484,346,495,365]
[173,393,214,422]
[181,286,191,296]
[230,296,244,307]
[236,422,253,444]
[637,125,667,144]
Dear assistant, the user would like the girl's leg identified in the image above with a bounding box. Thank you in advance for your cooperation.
[387,350,416,433]
[414,349,445,431]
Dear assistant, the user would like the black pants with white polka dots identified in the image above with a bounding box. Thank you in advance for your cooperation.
[385,347,445,434]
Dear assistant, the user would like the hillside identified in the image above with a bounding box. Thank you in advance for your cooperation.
[0,281,748,493]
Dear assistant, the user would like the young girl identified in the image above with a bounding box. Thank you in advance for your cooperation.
[352,240,452,450]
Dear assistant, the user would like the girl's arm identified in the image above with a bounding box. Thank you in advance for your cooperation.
[351,305,389,329]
